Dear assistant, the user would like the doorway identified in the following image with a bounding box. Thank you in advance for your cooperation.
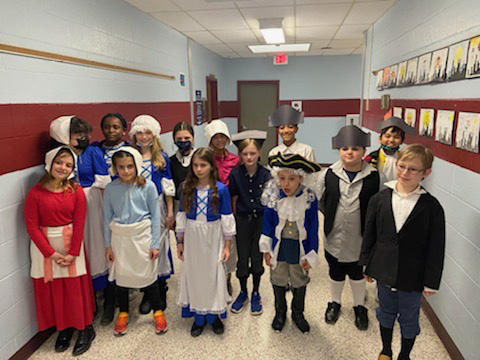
[238,81,279,164]
[206,75,218,122]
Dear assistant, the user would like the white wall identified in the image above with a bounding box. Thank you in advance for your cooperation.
[364,1,480,358]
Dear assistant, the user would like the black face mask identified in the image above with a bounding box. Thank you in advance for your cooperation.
[74,136,90,150]
[175,140,192,153]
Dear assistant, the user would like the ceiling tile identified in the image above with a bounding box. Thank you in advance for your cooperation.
[229,43,258,52]
[296,26,338,41]
[322,48,356,55]
[329,38,363,48]
[296,3,352,26]
[216,51,240,58]
[183,30,223,44]
[236,0,293,7]
[212,29,258,43]
[172,0,235,11]
[295,50,324,56]
[310,40,334,49]
[188,9,249,30]
[239,6,295,28]
[334,24,369,39]
[296,0,353,4]
[204,43,234,52]
[126,0,180,12]
[151,11,204,31]
[235,51,269,57]
[250,27,294,43]
[343,1,395,24]
[352,46,364,54]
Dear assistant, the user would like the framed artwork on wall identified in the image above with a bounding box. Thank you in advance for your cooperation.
[405,108,416,128]
[393,107,403,118]
[383,66,391,88]
[389,64,398,87]
[456,112,480,153]
[419,109,435,137]
[416,53,432,84]
[446,40,469,81]
[466,36,480,78]
[397,61,407,86]
[405,58,418,86]
[435,110,455,145]
[428,48,448,82]
[376,69,384,90]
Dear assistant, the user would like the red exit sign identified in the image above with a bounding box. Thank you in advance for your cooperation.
[273,54,288,65]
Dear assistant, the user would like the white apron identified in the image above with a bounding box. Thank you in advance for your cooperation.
[157,194,172,277]
[30,224,87,282]
[108,219,158,289]
[83,187,108,279]
[178,219,228,314]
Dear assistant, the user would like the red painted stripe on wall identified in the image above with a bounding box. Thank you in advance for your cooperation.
[362,99,480,174]
[219,99,360,118]
[0,102,190,175]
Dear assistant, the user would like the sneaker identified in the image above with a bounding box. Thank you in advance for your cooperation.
[325,301,341,324]
[153,310,168,334]
[212,317,224,335]
[114,312,128,336]
[353,305,369,330]
[231,292,248,313]
[250,292,263,315]
[378,354,392,360]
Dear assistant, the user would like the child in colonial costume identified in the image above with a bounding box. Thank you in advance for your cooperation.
[317,125,384,331]
[176,148,236,337]
[268,105,316,161]
[228,130,271,315]
[364,116,414,182]
[129,114,175,314]
[25,146,96,356]
[170,121,195,204]
[260,153,320,333]
[50,116,111,315]
[104,147,168,336]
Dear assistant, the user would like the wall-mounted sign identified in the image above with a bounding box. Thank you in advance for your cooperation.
[179,72,185,86]
[274,54,288,65]
[195,90,203,125]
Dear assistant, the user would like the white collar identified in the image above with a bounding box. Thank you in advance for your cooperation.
[330,160,376,183]
[175,149,195,167]
[280,140,298,149]
[385,180,427,196]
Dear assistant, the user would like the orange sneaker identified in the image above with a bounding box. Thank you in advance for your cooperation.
[114,312,128,336]
[153,310,168,334]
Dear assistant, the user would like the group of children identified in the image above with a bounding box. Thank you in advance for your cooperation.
[24,106,445,360]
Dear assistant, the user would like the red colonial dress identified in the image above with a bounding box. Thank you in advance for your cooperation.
[215,150,240,185]
[24,183,95,331]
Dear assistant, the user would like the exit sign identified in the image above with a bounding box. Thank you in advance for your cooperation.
[273,54,288,65]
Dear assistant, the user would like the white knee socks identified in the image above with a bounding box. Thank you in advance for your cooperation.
[349,278,366,307]
[329,278,345,304]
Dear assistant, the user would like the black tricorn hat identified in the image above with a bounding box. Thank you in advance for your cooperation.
[268,153,321,173]
[268,105,304,127]
[232,130,267,148]
[379,116,415,134]
[332,125,371,149]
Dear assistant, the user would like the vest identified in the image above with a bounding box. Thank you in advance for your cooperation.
[323,168,380,237]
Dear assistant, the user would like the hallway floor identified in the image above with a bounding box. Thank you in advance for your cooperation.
[31,229,450,360]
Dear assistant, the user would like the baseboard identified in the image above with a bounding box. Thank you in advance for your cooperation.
[421,297,464,360]
[9,327,54,360]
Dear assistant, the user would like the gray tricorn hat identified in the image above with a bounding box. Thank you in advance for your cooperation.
[379,116,415,135]
[268,105,304,127]
[332,125,371,149]
[232,130,267,148]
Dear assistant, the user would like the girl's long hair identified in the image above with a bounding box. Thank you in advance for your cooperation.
[112,151,146,187]
[132,134,166,170]
[182,148,219,213]
[39,148,77,193]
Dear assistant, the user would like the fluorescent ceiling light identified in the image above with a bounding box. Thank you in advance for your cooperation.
[248,43,311,54]
[259,18,285,44]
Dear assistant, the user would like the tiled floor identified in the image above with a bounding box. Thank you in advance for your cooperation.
[31,228,450,360]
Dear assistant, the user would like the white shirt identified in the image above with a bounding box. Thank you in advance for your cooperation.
[269,140,316,162]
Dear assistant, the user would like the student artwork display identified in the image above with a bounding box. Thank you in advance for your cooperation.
[456,112,480,153]
[446,40,469,81]
[419,109,435,137]
[389,64,398,87]
[404,108,416,128]
[383,66,391,88]
[466,36,480,78]
[397,61,407,86]
[428,48,448,82]
[393,107,403,118]
[435,110,455,145]
[416,53,432,84]
[376,69,384,90]
[405,58,418,86]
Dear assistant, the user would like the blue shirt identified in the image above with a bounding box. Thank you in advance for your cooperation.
[103,179,161,249]
[77,145,109,187]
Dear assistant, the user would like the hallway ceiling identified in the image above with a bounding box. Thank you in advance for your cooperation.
[125,0,395,58]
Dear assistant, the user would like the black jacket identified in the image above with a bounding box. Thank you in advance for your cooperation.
[359,188,445,292]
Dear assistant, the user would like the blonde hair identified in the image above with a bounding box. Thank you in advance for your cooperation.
[397,143,434,170]
[132,135,166,170]
[237,138,261,153]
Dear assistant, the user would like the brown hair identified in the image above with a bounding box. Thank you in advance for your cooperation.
[182,148,219,213]
[237,138,261,153]
[112,151,146,187]
[173,121,194,139]
[39,148,77,193]
[397,143,434,170]
[131,134,166,170]
[70,117,93,135]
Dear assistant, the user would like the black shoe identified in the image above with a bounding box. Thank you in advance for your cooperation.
[55,328,74,353]
[353,305,369,330]
[272,312,287,332]
[325,301,341,324]
[158,280,167,311]
[212,317,224,335]
[292,313,310,333]
[191,322,205,337]
[72,325,95,356]
[139,293,152,314]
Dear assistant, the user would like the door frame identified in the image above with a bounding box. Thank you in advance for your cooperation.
[206,75,218,122]
[237,80,280,138]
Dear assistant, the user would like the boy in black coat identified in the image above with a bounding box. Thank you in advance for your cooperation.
[359,144,445,360]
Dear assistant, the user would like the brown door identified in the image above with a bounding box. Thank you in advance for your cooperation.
[238,81,279,164]
[206,75,218,121]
